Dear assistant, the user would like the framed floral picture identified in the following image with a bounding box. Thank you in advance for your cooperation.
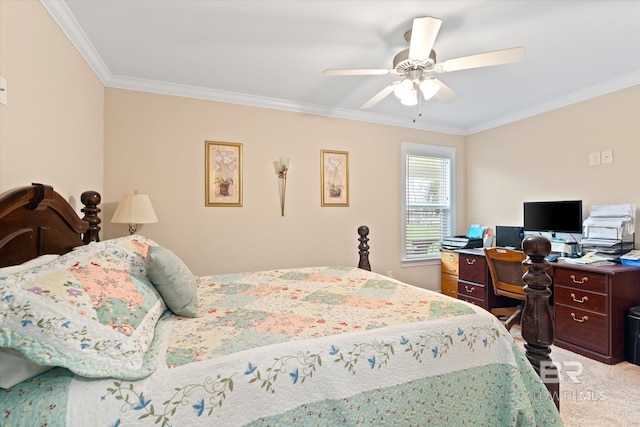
[205,141,243,206]
[321,149,349,207]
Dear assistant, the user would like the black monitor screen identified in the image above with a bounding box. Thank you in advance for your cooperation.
[495,226,525,249]
[523,200,583,234]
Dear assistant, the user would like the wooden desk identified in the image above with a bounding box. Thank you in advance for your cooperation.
[445,248,640,364]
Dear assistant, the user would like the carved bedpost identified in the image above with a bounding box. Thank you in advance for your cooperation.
[521,235,559,409]
[81,191,101,243]
[357,225,371,271]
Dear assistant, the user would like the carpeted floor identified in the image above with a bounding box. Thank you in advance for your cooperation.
[511,326,640,427]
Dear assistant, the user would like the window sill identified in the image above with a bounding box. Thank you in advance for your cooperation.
[401,258,440,268]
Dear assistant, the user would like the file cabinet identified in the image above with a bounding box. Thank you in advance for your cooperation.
[440,250,459,299]
[553,263,640,364]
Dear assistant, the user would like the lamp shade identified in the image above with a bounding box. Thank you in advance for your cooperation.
[400,88,418,106]
[111,194,158,225]
[393,79,414,99]
[419,78,441,100]
[274,157,290,173]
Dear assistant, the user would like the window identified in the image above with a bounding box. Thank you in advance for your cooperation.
[402,142,455,262]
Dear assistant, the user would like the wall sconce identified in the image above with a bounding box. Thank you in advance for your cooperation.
[111,191,158,235]
[274,158,290,216]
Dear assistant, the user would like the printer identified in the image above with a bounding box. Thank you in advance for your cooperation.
[441,225,485,250]
[441,235,483,250]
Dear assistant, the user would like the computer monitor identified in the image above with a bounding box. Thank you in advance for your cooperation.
[523,200,583,234]
[495,226,525,249]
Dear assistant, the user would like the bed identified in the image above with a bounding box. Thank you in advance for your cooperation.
[0,184,562,426]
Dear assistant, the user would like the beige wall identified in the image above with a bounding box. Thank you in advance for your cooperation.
[103,89,467,288]
[0,0,104,208]
[4,1,639,292]
[1,0,467,291]
[466,86,640,239]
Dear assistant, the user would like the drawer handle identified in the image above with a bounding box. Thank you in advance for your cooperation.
[466,258,476,265]
[570,293,589,304]
[465,285,475,293]
[570,313,589,323]
[447,267,456,273]
[570,274,588,284]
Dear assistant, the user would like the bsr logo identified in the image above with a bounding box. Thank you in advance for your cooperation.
[540,361,584,384]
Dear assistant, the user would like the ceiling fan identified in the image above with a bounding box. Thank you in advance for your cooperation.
[323,16,525,109]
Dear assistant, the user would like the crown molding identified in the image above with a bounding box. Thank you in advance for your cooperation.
[41,0,111,85]
[41,0,640,138]
[107,75,465,135]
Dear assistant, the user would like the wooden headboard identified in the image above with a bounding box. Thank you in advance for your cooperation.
[0,183,101,268]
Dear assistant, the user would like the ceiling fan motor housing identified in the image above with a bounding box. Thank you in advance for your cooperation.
[393,48,437,73]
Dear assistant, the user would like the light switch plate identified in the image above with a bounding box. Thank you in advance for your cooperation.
[589,152,601,166]
[0,76,6,106]
[601,150,613,164]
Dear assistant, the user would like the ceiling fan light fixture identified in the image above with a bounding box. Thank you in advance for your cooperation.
[393,79,414,99]
[419,78,440,100]
[400,88,418,106]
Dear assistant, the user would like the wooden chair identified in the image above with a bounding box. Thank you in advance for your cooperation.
[484,247,527,331]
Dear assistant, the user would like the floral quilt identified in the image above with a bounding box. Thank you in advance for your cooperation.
[1,266,562,426]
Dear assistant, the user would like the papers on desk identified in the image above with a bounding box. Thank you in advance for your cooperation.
[582,203,636,239]
[580,238,633,253]
[580,203,636,257]
[580,238,624,247]
[621,250,640,261]
[557,251,616,266]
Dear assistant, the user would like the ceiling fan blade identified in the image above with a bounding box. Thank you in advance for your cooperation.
[323,68,395,76]
[432,78,459,103]
[361,84,396,109]
[408,16,442,61]
[436,47,525,73]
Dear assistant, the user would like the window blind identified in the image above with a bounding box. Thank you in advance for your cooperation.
[404,153,452,259]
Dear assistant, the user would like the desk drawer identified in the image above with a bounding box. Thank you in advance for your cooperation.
[441,251,459,276]
[458,254,487,283]
[554,268,606,293]
[458,293,483,307]
[441,273,458,298]
[555,304,608,354]
[554,286,606,314]
[458,280,486,302]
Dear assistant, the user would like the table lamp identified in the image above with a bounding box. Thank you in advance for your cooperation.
[111,191,158,235]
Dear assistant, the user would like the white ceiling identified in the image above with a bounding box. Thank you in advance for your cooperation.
[44,1,640,135]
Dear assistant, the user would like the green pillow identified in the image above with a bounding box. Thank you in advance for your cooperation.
[146,245,198,317]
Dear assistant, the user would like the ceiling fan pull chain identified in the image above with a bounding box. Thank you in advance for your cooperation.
[412,94,423,123]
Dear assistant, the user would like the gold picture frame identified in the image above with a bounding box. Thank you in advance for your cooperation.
[205,141,243,206]
[321,149,349,207]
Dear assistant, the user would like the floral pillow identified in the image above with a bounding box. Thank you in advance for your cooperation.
[0,236,166,380]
